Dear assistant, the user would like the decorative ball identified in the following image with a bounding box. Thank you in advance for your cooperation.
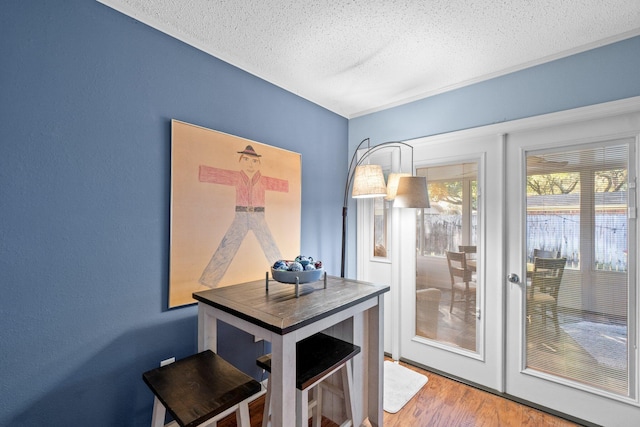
[314,261,323,269]
[304,263,316,271]
[295,255,310,266]
[272,260,287,270]
[288,261,303,272]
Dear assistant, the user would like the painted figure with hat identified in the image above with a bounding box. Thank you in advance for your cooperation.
[198,144,288,287]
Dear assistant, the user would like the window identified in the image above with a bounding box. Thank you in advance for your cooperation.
[415,161,479,352]
[526,150,629,272]
[525,141,632,396]
[372,196,389,258]
[417,163,478,258]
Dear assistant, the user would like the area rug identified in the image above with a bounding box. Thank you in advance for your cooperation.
[383,361,428,413]
[560,321,627,370]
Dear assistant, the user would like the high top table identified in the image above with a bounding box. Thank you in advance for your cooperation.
[193,275,389,427]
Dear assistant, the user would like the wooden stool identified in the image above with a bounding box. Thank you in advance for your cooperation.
[257,333,360,427]
[143,350,261,427]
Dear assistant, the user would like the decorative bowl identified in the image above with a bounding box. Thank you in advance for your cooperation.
[271,268,324,284]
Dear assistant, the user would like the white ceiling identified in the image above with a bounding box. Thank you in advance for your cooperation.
[99,0,640,118]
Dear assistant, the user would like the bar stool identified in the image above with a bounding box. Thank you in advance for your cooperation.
[143,350,262,427]
[257,333,360,427]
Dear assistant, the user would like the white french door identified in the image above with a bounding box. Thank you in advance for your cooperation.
[396,133,505,390]
[505,112,640,426]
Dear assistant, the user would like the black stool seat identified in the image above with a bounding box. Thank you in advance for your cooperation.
[257,333,360,390]
[143,350,261,427]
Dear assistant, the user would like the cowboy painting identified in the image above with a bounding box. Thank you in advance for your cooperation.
[169,120,301,307]
[198,145,288,288]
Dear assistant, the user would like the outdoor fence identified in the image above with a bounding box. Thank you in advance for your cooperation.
[420,211,627,272]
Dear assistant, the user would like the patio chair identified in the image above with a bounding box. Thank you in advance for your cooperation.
[528,257,567,333]
[445,251,476,321]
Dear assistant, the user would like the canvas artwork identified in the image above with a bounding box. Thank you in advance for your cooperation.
[169,120,301,308]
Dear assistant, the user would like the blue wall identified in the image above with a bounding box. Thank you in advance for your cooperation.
[0,1,346,426]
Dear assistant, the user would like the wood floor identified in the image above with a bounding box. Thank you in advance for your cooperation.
[216,359,582,427]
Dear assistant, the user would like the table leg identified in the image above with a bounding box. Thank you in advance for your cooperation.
[367,295,384,427]
[352,312,365,426]
[269,333,297,426]
[198,304,218,352]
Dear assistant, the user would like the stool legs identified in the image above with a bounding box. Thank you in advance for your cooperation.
[236,400,251,427]
[150,393,252,427]
[263,383,321,427]
[261,363,354,427]
[340,362,354,427]
[311,386,323,427]
[261,383,272,427]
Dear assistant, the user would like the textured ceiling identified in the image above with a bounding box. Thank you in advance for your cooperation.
[99,0,640,118]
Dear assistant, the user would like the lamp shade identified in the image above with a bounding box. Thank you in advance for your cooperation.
[393,176,430,208]
[385,172,411,200]
[352,164,387,198]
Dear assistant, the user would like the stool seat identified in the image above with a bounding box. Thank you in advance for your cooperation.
[143,350,261,427]
[257,333,360,427]
[257,333,360,389]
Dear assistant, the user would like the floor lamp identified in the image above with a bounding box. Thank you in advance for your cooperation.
[340,138,430,278]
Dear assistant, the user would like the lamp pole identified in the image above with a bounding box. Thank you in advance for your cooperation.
[340,138,416,277]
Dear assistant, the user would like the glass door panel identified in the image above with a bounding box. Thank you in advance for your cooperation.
[415,161,479,352]
[373,197,389,259]
[524,143,631,396]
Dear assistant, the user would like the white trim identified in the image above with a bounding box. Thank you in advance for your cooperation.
[407,97,640,147]
[499,133,507,393]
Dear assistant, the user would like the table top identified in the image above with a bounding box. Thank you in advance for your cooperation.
[193,275,389,335]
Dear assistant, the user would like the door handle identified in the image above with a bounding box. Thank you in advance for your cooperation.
[507,273,521,284]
